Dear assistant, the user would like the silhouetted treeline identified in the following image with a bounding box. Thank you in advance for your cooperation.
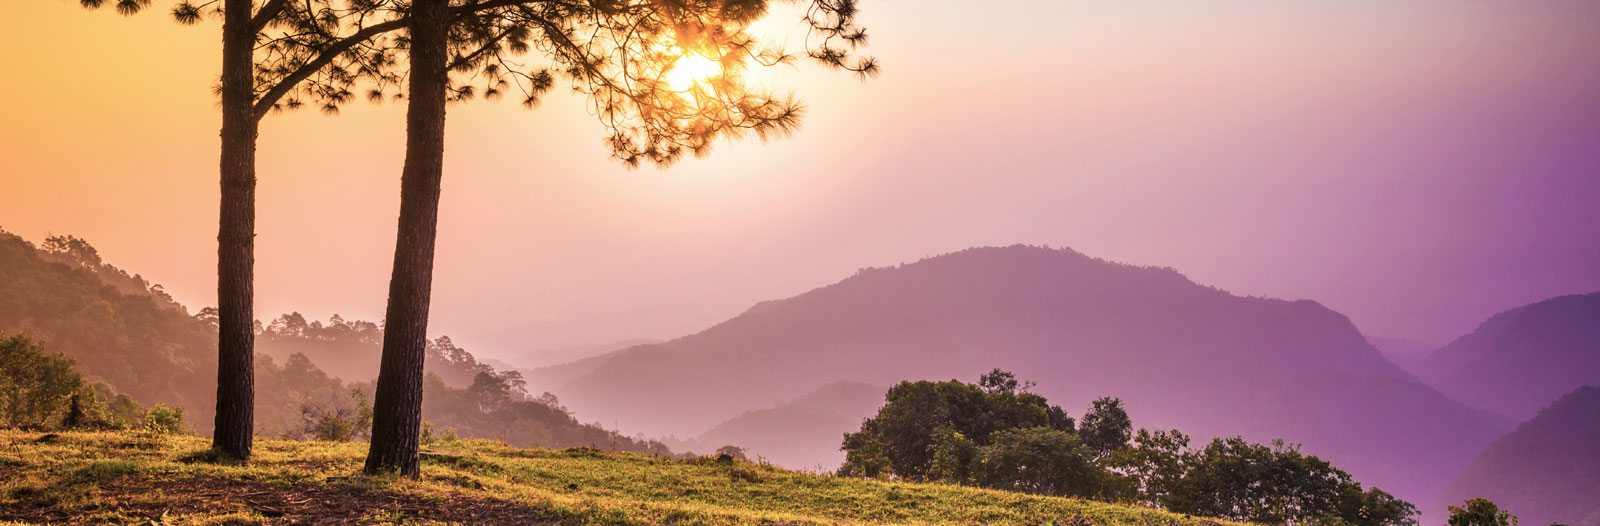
[840,370,1418,526]
[255,312,494,388]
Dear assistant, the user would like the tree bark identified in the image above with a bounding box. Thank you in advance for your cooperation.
[212,0,259,461]
[364,0,451,477]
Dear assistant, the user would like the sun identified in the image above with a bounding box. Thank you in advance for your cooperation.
[665,53,722,91]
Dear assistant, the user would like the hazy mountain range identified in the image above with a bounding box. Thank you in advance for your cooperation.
[8,229,1598,517]
[1416,292,1600,422]
[532,245,1511,508]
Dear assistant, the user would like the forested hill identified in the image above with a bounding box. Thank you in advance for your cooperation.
[1417,292,1600,422]
[1436,385,1600,526]
[0,229,673,454]
[0,228,243,428]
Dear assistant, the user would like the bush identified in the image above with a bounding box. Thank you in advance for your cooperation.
[0,332,105,430]
[142,404,186,435]
[295,388,373,442]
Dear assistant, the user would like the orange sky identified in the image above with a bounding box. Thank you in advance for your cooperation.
[4,0,1599,358]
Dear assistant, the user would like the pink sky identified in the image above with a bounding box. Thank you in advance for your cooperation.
[2,0,1597,359]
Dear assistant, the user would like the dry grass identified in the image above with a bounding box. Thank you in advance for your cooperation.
[0,431,1248,526]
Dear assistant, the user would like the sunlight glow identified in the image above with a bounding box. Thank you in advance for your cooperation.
[665,53,722,91]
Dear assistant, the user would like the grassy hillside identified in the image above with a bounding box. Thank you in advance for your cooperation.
[0,430,1244,526]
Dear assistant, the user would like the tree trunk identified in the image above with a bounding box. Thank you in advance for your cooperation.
[212,0,258,461]
[364,0,450,477]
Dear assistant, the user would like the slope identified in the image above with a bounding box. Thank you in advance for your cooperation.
[1417,292,1600,421]
[0,430,1250,526]
[547,245,1501,507]
[1435,385,1600,526]
[680,381,885,469]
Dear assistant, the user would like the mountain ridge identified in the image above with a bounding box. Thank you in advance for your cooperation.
[544,244,1496,509]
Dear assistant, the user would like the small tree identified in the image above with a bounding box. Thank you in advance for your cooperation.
[1079,396,1132,458]
[1448,498,1518,526]
[0,333,101,430]
[297,388,374,441]
[715,445,748,461]
[142,404,187,435]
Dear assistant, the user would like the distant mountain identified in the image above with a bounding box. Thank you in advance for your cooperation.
[1436,385,1600,526]
[1417,292,1600,422]
[547,245,1504,508]
[1367,335,1435,374]
[675,381,885,469]
[514,338,662,370]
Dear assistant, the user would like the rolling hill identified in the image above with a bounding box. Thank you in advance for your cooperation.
[1416,292,1600,422]
[0,229,660,451]
[1435,385,1600,526]
[541,245,1506,509]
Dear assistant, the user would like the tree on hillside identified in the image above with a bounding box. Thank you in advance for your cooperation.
[842,371,1417,526]
[0,333,107,429]
[841,371,1073,480]
[1448,498,1518,526]
[76,0,578,461]
[363,0,877,476]
[1079,396,1132,457]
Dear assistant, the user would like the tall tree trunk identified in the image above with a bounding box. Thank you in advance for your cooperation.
[213,0,258,460]
[364,0,450,477]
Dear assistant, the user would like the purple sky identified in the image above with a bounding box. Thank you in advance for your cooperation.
[2,0,1597,359]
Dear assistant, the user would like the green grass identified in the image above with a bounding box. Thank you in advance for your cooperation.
[0,430,1245,526]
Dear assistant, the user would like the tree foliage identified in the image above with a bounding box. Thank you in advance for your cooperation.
[87,0,876,167]
[840,370,1073,480]
[841,370,1419,526]
[0,332,103,429]
[1079,396,1132,458]
[1447,498,1519,526]
[295,388,374,441]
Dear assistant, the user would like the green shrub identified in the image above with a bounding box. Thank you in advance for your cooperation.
[0,332,105,430]
[142,404,186,435]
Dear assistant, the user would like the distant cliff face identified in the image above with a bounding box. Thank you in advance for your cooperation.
[1418,292,1600,422]
[543,245,1502,508]
[1437,385,1600,526]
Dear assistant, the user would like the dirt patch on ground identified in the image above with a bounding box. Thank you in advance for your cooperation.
[3,476,556,525]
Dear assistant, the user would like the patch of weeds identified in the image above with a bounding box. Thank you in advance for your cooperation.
[429,472,485,490]
[561,446,603,458]
[660,508,707,526]
[184,510,268,526]
[68,459,142,483]
[177,448,248,466]
[729,466,763,483]
[422,453,504,476]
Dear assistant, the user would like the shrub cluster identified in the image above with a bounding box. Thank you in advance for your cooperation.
[840,369,1417,526]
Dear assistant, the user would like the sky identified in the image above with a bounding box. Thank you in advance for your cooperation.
[2,0,1598,361]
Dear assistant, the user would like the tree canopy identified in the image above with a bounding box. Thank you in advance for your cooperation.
[841,370,1418,526]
